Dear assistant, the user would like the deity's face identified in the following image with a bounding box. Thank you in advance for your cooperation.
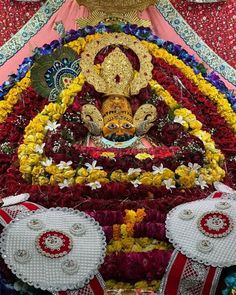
[102,119,136,142]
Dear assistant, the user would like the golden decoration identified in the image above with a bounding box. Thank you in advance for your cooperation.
[101,48,134,97]
[76,0,157,27]
[81,104,104,135]
[101,96,133,125]
[80,33,153,96]
[133,104,157,135]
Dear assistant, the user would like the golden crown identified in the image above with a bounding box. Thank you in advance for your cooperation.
[80,33,153,97]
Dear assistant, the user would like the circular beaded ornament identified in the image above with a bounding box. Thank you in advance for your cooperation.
[198,211,233,238]
[36,230,73,258]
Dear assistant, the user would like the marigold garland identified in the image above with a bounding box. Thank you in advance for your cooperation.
[0,72,31,123]
[105,279,160,291]
[17,34,226,189]
[142,41,236,133]
[107,237,172,253]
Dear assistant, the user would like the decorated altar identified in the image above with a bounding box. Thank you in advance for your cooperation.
[0,0,235,294]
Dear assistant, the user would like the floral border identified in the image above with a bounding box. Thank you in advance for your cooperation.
[0,0,65,67]
[156,0,236,86]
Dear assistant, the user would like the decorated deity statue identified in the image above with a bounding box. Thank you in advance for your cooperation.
[79,37,157,148]
[31,33,158,149]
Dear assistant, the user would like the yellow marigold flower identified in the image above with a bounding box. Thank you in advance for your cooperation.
[134,281,148,289]
[100,152,116,159]
[96,177,109,184]
[175,165,189,177]
[189,119,202,130]
[135,153,154,160]
[131,243,143,252]
[75,176,86,184]
[63,170,76,179]
[124,209,136,224]
[120,224,128,238]
[113,224,121,241]
[110,170,123,182]
[38,176,50,186]
[24,133,45,144]
[126,222,134,237]
[140,173,153,185]
[153,174,162,186]
[77,167,89,177]
[28,154,42,165]
[45,164,60,175]
[19,165,32,174]
[107,240,122,253]
[136,208,146,223]
[87,170,107,182]
[31,166,45,177]
[122,237,135,250]
[179,174,196,188]
[161,168,175,180]
[138,237,152,248]
[52,173,66,183]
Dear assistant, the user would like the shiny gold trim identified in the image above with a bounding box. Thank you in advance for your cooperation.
[80,33,153,96]
[76,0,158,27]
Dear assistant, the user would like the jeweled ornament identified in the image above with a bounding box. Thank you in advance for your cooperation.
[14,249,31,264]
[197,240,213,254]
[36,230,73,258]
[27,218,44,231]
[198,211,233,238]
[70,223,86,236]
[61,259,79,275]
[178,209,194,220]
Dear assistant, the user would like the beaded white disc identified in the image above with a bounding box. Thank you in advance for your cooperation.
[166,199,236,267]
[0,208,106,292]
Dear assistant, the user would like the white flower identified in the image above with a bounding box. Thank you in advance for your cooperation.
[174,116,185,125]
[152,164,165,175]
[128,168,142,176]
[84,160,103,172]
[195,175,208,190]
[34,143,45,154]
[41,157,53,167]
[86,181,102,190]
[45,121,60,132]
[57,161,73,170]
[163,179,176,190]
[188,162,201,171]
[131,179,142,188]
[59,179,69,189]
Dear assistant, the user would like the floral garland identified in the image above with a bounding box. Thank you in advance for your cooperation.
[106,279,160,291]
[0,25,235,294]
[17,33,225,190]
[107,238,171,253]
[101,249,172,281]
[149,80,225,184]
[0,72,31,123]
[150,57,236,154]
[1,23,235,112]
[142,41,236,132]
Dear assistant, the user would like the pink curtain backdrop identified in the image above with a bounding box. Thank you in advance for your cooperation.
[0,0,235,92]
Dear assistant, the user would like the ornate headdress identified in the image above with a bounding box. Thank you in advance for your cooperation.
[80,33,157,139]
[80,33,153,97]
